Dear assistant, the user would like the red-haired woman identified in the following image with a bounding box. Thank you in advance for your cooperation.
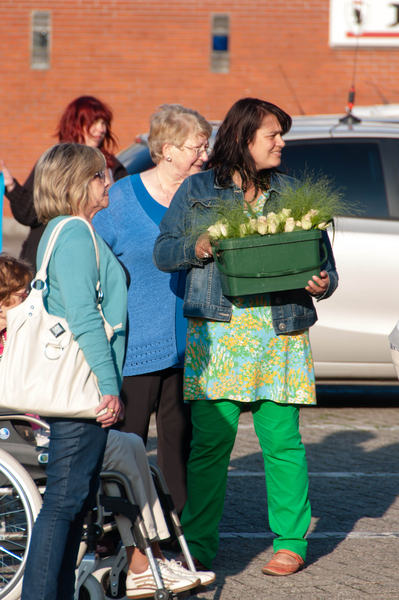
[0,96,127,270]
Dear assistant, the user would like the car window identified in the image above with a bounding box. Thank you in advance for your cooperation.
[119,144,155,175]
[281,140,389,218]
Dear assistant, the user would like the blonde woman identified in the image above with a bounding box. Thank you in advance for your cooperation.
[94,104,213,517]
[21,142,127,600]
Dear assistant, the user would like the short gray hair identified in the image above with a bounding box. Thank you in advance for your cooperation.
[148,104,213,163]
[34,143,105,224]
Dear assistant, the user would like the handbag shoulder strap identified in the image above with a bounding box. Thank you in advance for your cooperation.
[32,216,118,339]
[35,217,100,286]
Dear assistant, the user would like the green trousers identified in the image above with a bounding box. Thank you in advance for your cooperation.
[180,400,311,569]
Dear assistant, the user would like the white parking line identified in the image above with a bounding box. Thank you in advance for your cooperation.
[149,423,399,431]
[242,424,399,431]
[219,532,399,539]
[227,471,399,477]
[300,425,399,431]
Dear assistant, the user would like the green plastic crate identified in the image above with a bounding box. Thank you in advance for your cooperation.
[211,229,327,296]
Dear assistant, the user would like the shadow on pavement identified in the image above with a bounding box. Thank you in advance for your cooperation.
[215,423,399,576]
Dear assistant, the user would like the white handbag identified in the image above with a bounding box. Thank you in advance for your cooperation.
[0,217,116,418]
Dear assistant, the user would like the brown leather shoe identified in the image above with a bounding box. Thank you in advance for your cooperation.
[261,549,304,576]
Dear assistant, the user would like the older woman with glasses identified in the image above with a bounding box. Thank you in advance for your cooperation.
[94,103,213,518]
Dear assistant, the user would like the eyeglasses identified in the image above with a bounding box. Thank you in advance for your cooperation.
[94,170,105,181]
[181,145,211,158]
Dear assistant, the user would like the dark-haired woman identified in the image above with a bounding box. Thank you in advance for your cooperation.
[154,98,338,576]
[0,96,127,269]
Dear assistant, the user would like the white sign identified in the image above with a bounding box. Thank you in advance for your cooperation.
[330,0,399,46]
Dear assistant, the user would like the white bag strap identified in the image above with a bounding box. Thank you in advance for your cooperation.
[32,216,117,340]
[35,217,100,291]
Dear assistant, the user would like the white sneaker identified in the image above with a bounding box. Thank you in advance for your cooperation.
[166,558,216,586]
[126,558,200,599]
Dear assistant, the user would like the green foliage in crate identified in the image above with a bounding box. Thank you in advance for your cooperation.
[205,170,356,242]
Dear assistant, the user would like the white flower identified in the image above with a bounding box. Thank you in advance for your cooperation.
[239,223,248,237]
[301,215,312,230]
[207,222,228,239]
[257,216,267,223]
[309,209,319,217]
[268,221,277,234]
[317,221,329,230]
[257,222,268,235]
[284,217,295,232]
[207,224,220,239]
[296,220,302,227]
[281,208,292,217]
[248,219,258,234]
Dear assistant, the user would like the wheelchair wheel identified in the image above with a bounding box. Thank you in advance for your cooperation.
[93,556,128,599]
[0,449,42,600]
[78,574,104,600]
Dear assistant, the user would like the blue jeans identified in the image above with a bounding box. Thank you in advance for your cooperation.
[21,419,108,600]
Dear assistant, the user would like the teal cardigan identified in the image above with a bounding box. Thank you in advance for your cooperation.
[36,216,128,396]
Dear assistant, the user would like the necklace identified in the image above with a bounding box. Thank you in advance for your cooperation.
[156,170,170,203]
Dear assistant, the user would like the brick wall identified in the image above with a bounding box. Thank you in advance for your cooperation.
[1,0,398,217]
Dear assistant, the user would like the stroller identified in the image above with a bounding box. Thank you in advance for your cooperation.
[0,411,198,600]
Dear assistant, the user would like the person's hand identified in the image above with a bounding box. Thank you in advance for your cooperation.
[305,270,329,297]
[0,160,16,192]
[195,233,213,260]
[95,394,125,428]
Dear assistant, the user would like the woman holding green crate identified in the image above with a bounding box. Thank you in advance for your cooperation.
[153,98,338,577]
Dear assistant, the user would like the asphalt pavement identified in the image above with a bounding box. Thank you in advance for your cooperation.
[148,403,399,600]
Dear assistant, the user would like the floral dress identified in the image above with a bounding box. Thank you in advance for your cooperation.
[184,194,316,405]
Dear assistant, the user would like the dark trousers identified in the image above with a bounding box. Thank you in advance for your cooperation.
[119,367,192,515]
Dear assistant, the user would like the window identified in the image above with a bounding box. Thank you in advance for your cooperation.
[281,140,389,218]
[31,11,51,70]
[211,14,229,73]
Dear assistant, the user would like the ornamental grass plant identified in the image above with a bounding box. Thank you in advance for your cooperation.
[206,170,356,242]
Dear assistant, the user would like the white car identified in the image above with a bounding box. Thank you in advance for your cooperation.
[118,114,399,381]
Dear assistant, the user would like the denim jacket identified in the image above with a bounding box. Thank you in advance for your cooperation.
[153,168,338,335]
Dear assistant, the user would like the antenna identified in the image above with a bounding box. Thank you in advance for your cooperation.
[340,2,362,125]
